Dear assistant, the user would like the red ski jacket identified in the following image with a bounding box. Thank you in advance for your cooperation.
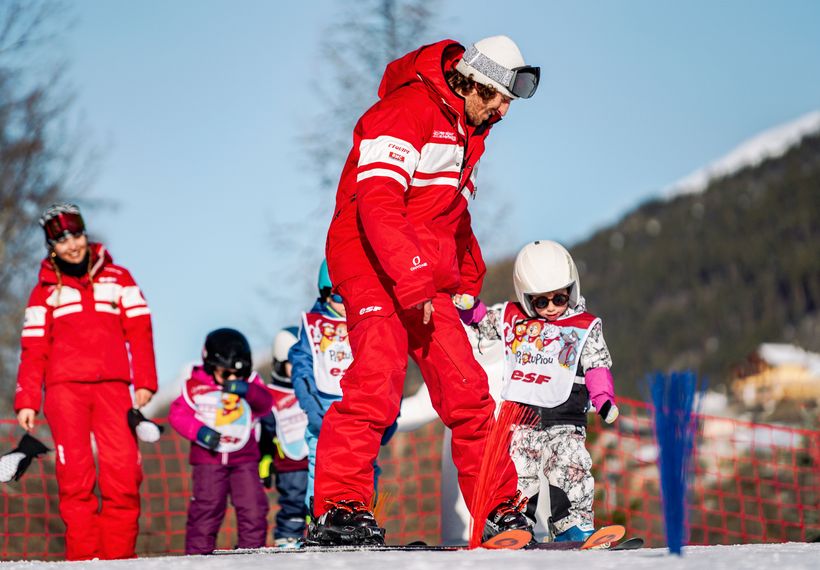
[325,39,497,328]
[14,243,158,412]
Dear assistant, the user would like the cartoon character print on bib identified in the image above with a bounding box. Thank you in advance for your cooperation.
[303,312,353,397]
[500,302,599,408]
[183,379,252,453]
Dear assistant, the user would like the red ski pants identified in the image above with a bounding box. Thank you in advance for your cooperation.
[43,381,142,560]
[313,290,518,517]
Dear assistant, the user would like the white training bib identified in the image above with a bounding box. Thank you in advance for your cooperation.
[500,302,599,408]
[303,312,353,397]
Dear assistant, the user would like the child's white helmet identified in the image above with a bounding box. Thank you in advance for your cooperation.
[513,240,580,317]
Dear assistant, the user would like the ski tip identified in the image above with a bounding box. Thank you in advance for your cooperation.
[580,525,626,550]
[481,529,532,550]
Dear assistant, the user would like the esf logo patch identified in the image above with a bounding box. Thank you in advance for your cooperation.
[509,369,552,384]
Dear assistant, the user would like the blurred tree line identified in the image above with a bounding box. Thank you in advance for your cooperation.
[482,133,820,398]
[0,1,88,414]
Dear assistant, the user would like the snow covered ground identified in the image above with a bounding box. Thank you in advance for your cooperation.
[2,543,819,570]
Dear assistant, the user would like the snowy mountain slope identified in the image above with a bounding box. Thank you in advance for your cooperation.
[2,543,819,570]
[666,110,820,196]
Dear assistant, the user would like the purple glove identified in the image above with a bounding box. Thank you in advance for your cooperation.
[458,300,487,325]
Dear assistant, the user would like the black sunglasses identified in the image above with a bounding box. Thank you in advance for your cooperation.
[531,293,570,310]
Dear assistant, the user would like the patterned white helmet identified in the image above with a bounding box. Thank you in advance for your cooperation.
[513,240,580,317]
[455,35,540,99]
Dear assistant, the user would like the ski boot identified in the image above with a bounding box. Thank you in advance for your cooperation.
[482,490,533,543]
[305,500,385,546]
[553,524,595,543]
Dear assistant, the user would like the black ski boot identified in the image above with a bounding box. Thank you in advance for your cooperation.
[483,490,533,543]
[306,500,386,546]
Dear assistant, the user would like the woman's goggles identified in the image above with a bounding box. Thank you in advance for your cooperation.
[43,212,86,244]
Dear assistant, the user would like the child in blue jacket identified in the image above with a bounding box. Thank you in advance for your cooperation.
[290,260,397,516]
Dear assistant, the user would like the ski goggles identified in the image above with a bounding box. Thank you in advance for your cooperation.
[531,293,570,310]
[460,45,541,99]
[42,212,86,244]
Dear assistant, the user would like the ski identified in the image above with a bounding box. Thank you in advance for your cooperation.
[480,528,532,550]
[610,537,644,550]
[525,524,627,551]
[580,524,625,549]
[215,528,641,554]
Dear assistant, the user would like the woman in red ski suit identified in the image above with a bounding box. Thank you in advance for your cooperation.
[14,204,158,560]
[314,36,540,543]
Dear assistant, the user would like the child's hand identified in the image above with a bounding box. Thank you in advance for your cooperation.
[452,293,476,310]
[458,299,487,325]
[259,454,273,488]
[196,426,221,450]
[598,401,619,424]
[223,379,249,397]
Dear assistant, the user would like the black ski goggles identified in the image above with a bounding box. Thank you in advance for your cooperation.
[43,212,86,244]
[507,66,540,99]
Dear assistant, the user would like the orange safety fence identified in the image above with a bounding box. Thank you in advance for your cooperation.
[2,398,819,560]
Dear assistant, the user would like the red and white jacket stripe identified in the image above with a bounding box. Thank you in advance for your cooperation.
[326,40,494,325]
[14,243,158,412]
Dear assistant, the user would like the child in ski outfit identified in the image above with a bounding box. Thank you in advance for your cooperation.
[259,327,310,548]
[169,328,273,555]
[458,240,619,542]
[290,260,396,517]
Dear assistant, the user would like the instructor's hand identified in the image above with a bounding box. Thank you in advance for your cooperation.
[414,300,434,325]
[17,409,36,432]
[134,388,154,408]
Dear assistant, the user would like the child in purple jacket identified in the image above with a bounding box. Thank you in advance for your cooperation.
[169,328,273,555]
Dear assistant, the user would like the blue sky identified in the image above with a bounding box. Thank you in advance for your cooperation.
[63,0,820,385]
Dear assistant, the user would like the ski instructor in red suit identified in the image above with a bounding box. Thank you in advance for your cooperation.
[14,203,158,560]
[311,36,540,546]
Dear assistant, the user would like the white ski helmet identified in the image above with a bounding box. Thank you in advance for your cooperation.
[271,326,298,387]
[513,240,581,317]
[455,35,540,99]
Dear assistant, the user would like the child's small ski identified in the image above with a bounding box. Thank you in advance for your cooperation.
[579,524,625,550]
[525,524,626,551]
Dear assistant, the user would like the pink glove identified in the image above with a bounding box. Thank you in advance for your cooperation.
[458,299,487,325]
[586,367,619,424]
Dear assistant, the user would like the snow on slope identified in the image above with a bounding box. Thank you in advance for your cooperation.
[666,110,820,197]
[3,543,819,570]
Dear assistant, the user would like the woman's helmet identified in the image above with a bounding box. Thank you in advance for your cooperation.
[39,203,86,246]
[318,259,332,298]
[513,240,580,317]
[271,326,298,387]
[202,328,252,378]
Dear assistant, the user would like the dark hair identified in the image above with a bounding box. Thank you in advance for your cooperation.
[445,69,499,102]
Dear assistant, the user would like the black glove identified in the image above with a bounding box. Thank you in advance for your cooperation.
[127,408,164,443]
[196,426,221,450]
[223,379,249,397]
[0,434,50,483]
